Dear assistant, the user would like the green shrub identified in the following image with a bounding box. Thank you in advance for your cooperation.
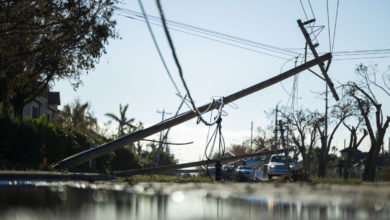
[146,149,177,166]
[382,166,390,181]
[0,113,131,172]
[110,147,142,171]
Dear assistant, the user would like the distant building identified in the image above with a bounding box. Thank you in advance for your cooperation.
[340,148,366,162]
[22,92,61,122]
[340,148,390,178]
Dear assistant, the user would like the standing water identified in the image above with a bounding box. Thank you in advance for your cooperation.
[0,180,389,220]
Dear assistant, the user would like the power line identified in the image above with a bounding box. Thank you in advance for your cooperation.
[136,0,184,100]
[115,7,299,55]
[117,14,293,60]
[333,55,390,61]
[124,10,390,61]
[331,0,340,52]
[299,0,309,21]
[155,0,224,127]
[114,6,299,57]
[326,0,332,52]
[298,0,318,45]
[332,49,390,54]
[307,0,316,19]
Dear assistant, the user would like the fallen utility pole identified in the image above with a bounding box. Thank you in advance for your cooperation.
[53,53,332,169]
[114,149,284,176]
[297,19,339,101]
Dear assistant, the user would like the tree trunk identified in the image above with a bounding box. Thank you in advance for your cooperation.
[343,149,353,179]
[317,137,327,177]
[363,143,381,181]
[301,153,309,174]
[12,94,25,119]
[318,156,328,177]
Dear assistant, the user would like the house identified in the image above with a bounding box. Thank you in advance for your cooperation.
[22,92,61,122]
[340,148,390,178]
[340,148,366,162]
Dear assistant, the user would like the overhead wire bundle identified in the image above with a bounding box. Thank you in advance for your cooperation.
[114,6,300,61]
[117,3,390,62]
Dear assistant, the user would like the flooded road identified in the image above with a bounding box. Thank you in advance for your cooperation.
[0,180,389,220]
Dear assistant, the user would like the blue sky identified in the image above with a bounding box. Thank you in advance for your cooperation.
[54,0,390,162]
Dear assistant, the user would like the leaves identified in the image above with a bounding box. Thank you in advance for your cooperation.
[105,103,137,137]
[55,98,99,138]
[0,0,118,116]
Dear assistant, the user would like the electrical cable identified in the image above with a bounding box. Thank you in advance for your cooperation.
[117,14,291,60]
[114,6,299,57]
[333,55,390,61]
[155,0,225,126]
[307,0,316,20]
[299,0,317,45]
[299,0,309,21]
[331,0,340,52]
[326,0,332,52]
[121,15,287,60]
[136,0,190,108]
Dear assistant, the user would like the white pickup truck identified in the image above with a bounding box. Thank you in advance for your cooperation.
[267,154,295,179]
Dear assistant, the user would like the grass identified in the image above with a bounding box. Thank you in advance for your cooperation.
[310,177,362,184]
[121,175,214,183]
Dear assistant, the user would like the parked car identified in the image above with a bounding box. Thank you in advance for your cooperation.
[267,155,294,179]
[245,157,265,169]
[236,165,255,179]
[222,164,235,180]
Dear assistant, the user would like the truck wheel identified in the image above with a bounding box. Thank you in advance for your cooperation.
[268,174,272,180]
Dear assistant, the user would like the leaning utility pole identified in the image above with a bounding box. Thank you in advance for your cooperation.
[297,19,339,101]
[53,20,338,170]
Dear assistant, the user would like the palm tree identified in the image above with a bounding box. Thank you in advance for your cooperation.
[55,98,98,136]
[105,103,136,136]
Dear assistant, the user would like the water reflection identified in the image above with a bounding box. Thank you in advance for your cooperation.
[0,183,389,220]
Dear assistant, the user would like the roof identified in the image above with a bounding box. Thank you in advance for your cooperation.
[48,92,60,105]
[340,148,363,154]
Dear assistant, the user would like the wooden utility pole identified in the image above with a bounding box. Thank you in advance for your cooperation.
[53,53,333,169]
[297,19,339,101]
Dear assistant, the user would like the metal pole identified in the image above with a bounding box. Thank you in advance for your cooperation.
[279,120,290,174]
[156,108,170,165]
[53,53,332,169]
[325,83,329,149]
[274,104,278,152]
[152,96,186,166]
[250,121,253,149]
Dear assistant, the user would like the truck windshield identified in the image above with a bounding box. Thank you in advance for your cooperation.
[271,156,293,163]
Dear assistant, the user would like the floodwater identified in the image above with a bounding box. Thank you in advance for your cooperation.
[0,180,389,220]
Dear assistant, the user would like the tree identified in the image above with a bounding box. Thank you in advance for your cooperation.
[0,0,118,117]
[134,122,144,155]
[55,98,99,138]
[104,103,137,137]
[342,120,367,179]
[344,64,390,181]
[146,149,177,166]
[110,147,142,171]
[279,107,319,175]
[316,98,354,177]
